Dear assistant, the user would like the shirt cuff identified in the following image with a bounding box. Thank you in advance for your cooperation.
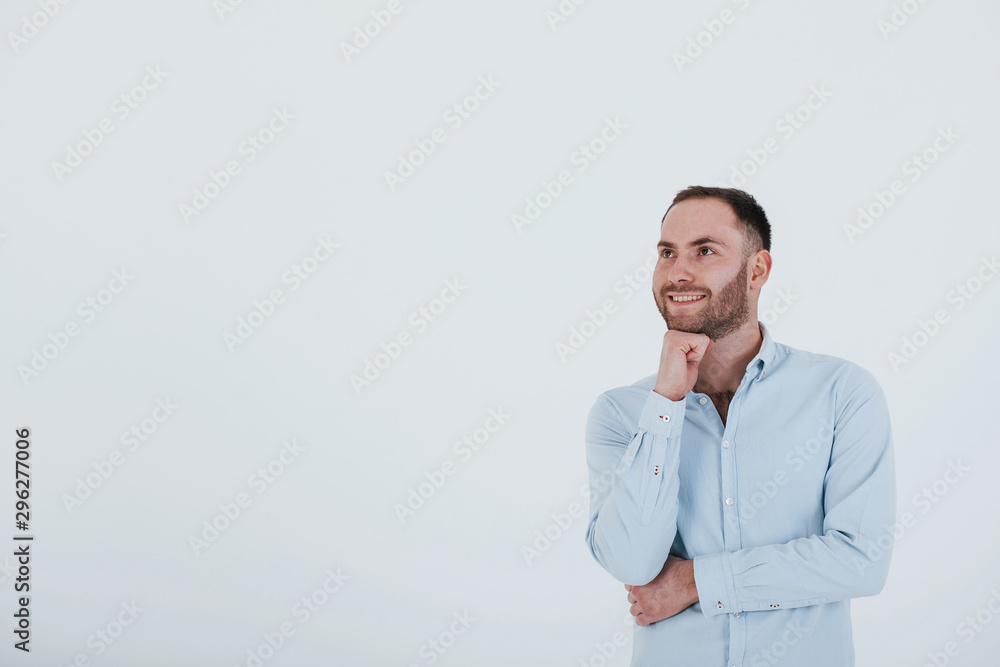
[638,389,686,436]
[693,552,737,617]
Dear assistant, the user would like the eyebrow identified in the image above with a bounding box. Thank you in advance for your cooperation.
[657,236,729,249]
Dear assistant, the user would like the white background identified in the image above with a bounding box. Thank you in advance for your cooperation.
[1,0,999,665]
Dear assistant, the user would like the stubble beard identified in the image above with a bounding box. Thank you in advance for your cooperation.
[654,256,751,340]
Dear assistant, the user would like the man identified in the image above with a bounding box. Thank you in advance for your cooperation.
[584,186,895,666]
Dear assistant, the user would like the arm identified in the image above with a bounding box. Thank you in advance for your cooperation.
[584,389,688,586]
[693,365,897,616]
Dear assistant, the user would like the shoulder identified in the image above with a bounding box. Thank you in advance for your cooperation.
[771,341,887,404]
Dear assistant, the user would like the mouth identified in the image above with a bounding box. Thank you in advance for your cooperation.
[668,294,707,304]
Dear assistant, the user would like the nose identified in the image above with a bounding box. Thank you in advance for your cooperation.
[666,252,695,286]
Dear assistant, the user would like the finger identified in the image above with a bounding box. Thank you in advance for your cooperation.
[627,592,636,604]
[624,584,632,591]
[689,340,711,362]
[689,333,713,354]
[629,602,640,617]
[635,612,648,627]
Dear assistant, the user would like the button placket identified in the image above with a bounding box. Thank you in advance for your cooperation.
[720,376,752,552]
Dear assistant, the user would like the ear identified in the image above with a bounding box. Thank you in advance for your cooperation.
[748,250,772,290]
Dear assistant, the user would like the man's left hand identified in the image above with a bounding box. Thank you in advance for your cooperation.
[625,555,699,626]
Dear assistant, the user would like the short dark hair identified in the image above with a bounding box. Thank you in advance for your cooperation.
[661,186,771,257]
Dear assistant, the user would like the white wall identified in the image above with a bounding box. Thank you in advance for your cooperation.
[1,0,998,665]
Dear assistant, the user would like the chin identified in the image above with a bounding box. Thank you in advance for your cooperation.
[665,319,703,334]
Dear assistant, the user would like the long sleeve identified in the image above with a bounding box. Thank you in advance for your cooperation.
[584,389,688,586]
[693,365,896,616]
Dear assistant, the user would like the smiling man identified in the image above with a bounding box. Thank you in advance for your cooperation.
[584,186,896,666]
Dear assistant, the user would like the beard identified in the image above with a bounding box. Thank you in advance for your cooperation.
[654,256,751,340]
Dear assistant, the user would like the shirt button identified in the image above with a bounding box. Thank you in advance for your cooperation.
[734,612,741,618]
[717,601,724,609]
[699,397,708,405]
[722,440,730,448]
[725,497,733,506]
[658,414,670,422]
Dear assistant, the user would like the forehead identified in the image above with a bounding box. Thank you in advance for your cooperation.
[660,198,741,243]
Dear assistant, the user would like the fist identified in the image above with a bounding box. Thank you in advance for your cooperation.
[653,330,714,401]
[625,555,699,626]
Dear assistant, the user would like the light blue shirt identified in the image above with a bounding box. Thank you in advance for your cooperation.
[584,322,895,666]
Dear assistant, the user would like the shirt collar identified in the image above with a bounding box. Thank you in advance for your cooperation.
[746,320,776,382]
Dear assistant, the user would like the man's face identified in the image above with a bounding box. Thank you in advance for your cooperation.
[653,197,753,340]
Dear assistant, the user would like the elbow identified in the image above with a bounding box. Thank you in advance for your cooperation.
[859,559,891,597]
[848,535,893,597]
[585,526,663,586]
[625,562,663,587]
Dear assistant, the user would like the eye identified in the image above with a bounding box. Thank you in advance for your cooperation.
[699,247,715,255]
[660,248,675,258]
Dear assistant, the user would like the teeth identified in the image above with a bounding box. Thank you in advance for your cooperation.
[671,295,705,302]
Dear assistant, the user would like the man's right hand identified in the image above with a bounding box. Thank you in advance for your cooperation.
[652,331,714,401]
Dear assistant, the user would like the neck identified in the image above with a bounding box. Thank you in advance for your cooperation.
[692,319,763,395]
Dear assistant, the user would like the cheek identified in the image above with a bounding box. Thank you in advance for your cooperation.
[652,266,669,289]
